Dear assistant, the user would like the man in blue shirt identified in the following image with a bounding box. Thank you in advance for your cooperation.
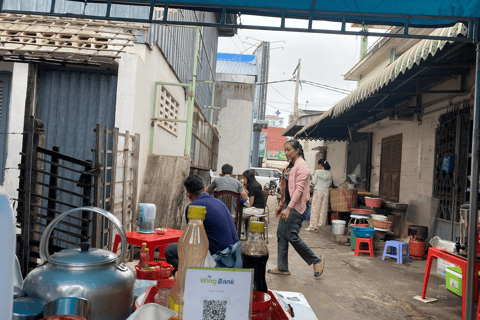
[165,175,242,273]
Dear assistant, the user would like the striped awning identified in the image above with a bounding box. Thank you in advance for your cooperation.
[296,23,468,140]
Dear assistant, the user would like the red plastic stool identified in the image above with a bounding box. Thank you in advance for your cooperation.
[354,237,374,257]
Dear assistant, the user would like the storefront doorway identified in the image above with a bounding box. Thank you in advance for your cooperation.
[433,101,471,240]
[379,134,402,202]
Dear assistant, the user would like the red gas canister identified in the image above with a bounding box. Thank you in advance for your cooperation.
[409,238,425,260]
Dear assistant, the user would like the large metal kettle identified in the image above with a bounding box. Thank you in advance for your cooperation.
[23,207,135,320]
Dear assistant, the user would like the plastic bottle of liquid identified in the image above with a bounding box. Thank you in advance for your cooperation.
[169,205,209,318]
[154,279,173,307]
[139,248,150,270]
[242,221,269,293]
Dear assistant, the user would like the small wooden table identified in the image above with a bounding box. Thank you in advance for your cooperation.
[113,228,183,261]
[421,247,480,320]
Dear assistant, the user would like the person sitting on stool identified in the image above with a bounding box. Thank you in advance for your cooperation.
[165,175,242,274]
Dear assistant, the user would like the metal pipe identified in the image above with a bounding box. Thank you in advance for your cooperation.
[465,40,480,320]
[209,81,216,124]
[0,9,474,42]
[149,82,158,154]
[185,27,200,157]
[149,80,191,154]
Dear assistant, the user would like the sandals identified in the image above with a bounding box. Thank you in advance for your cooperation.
[314,255,325,277]
[305,227,317,231]
[268,267,291,275]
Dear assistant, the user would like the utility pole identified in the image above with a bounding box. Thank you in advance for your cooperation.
[251,41,270,167]
[293,58,301,120]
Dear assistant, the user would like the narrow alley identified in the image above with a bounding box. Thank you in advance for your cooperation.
[263,197,462,320]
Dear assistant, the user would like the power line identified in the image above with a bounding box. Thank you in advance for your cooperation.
[269,84,293,102]
[229,37,243,53]
[236,34,248,52]
[300,79,352,95]
[301,80,352,93]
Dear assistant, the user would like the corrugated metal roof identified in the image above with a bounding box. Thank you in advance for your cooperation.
[330,23,467,118]
[295,23,468,141]
[216,60,258,76]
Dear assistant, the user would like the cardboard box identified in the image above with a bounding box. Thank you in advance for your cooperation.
[437,258,455,276]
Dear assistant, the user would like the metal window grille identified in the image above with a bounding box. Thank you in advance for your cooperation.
[156,85,180,136]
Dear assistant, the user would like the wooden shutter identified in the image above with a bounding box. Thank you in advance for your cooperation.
[379,134,402,202]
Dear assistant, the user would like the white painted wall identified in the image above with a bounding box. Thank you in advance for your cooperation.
[362,73,474,203]
[116,44,189,195]
[0,62,28,200]
[325,140,348,186]
[302,140,325,173]
[217,98,253,175]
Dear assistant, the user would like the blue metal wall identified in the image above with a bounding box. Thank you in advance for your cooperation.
[5,0,219,117]
[36,67,117,247]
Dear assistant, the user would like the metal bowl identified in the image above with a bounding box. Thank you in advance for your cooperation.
[13,297,45,320]
[44,297,91,320]
[383,201,408,211]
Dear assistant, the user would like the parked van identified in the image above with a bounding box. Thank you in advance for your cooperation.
[250,167,282,193]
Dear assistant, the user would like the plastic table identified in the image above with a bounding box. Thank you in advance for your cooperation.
[113,228,183,261]
[421,247,480,320]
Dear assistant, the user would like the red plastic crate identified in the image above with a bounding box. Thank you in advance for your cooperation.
[135,280,176,310]
[268,290,294,320]
[136,286,293,319]
[135,262,174,280]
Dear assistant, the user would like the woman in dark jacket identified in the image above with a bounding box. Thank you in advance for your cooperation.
[242,169,266,218]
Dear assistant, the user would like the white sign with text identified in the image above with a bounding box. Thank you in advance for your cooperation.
[182,268,253,320]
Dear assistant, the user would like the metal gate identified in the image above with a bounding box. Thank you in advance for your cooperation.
[35,66,117,244]
[433,101,471,240]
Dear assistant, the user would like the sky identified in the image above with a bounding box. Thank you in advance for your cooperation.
[218,16,383,126]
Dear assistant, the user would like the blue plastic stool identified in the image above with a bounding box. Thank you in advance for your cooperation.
[382,241,410,264]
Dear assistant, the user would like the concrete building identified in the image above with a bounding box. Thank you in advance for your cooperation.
[296,23,475,239]
[215,59,257,175]
[0,9,229,202]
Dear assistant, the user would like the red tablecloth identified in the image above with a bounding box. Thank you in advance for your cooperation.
[113,228,183,261]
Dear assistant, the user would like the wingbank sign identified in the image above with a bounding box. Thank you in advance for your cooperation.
[200,275,235,286]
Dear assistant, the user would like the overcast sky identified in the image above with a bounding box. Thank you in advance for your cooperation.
[218,16,383,126]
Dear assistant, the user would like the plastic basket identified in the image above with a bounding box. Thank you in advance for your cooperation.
[350,208,371,215]
[365,197,383,208]
[135,262,174,280]
[134,280,176,310]
[330,189,357,212]
[371,219,392,230]
[268,290,294,320]
[352,226,375,238]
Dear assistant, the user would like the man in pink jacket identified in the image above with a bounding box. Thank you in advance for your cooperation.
[268,139,325,277]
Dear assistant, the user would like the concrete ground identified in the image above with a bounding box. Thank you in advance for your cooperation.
[263,197,463,320]
[127,196,465,319]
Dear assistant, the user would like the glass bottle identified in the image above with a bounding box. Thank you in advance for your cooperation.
[242,221,269,293]
[169,205,209,318]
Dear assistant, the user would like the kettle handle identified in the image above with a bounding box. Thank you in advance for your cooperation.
[39,206,128,268]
